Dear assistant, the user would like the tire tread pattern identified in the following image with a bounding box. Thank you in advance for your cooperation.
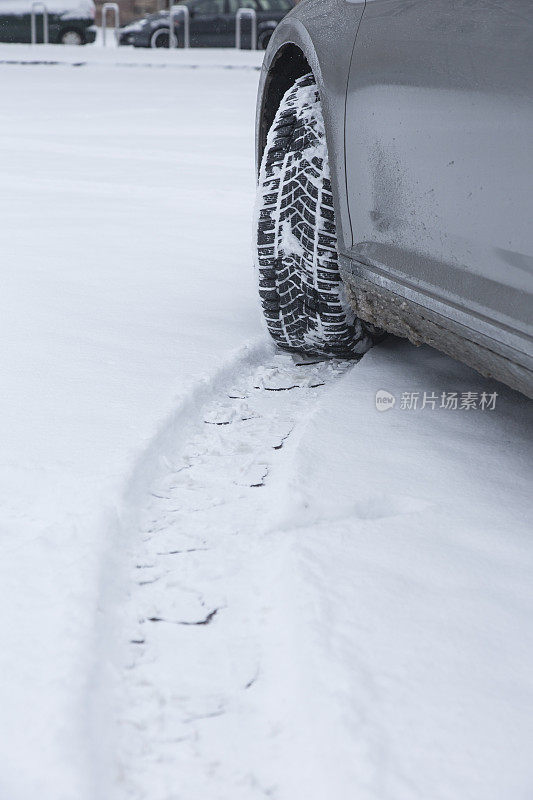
[255,74,379,358]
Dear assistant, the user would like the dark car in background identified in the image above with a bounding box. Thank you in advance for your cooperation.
[118,0,291,49]
[0,0,96,43]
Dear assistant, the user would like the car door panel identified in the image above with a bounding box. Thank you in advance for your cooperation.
[345,0,533,347]
[190,14,221,47]
[189,0,229,46]
[0,2,32,42]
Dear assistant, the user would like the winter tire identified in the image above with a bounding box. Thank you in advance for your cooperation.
[255,73,382,358]
[150,28,170,47]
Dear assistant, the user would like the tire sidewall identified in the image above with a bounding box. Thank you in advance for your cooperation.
[60,28,83,45]
[150,28,169,48]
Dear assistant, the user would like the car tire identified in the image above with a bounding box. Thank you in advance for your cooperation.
[150,28,169,47]
[255,73,382,359]
[60,28,83,45]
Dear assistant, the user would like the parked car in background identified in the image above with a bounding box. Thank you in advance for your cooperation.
[118,0,291,49]
[254,0,533,398]
[0,0,96,43]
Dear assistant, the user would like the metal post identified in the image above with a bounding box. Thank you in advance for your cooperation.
[102,2,120,47]
[31,2,49,45]
[169,5,189,48]
[235,7,256,50]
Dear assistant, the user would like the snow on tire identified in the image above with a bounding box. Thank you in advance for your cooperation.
[255,73,378,359]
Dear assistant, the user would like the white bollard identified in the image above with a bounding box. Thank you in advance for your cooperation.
[169,4,190,48]
[102,2,120,47]
[235,7,256,50]
[31,2,49,44]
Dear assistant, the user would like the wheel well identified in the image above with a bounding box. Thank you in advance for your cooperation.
[59,25,84,41]
[258,44,311,167]
[151,27,169,45]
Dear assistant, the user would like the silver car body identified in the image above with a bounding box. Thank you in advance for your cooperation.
[256,0,533,396]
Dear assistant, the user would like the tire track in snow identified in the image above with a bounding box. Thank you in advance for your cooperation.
[112,348,354,800]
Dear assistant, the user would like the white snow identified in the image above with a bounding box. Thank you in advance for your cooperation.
[0,47,532,800]
[0,52,261,800]
[0,41,264,68]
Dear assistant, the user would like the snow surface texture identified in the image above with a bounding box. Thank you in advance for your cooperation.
[0,49,532,800]
[110,343,533,800]
[0,54,261,800]
[0,42,264,68]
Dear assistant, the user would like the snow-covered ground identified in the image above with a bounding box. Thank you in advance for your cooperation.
[0,48,532,800]
[0,41,263,67]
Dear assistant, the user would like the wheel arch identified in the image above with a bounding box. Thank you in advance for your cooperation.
[256,43,312,169]
[150,26,169,47]
[58,23,85,43]
[256,6,361,253]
